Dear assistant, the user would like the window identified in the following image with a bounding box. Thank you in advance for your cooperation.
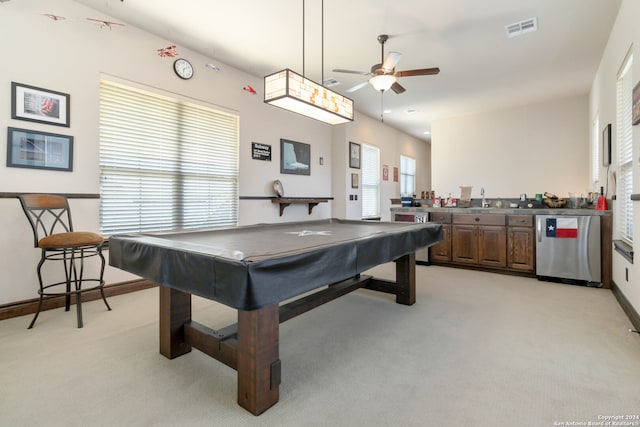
[591,115,599,184]
[99,80,239,234]
[361,144,380,219]
[616,52,633,243]
[400,155,416,196]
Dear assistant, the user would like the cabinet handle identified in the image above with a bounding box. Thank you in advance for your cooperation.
[475,217,480,222]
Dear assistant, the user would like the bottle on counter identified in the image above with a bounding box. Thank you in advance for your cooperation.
[596,186,608,210]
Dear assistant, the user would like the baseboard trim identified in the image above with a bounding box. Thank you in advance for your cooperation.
[610,280,640,332]
[0,279,157,321]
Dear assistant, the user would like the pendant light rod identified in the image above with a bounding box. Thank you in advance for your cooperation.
[302,0,305,76]
[263,0,354,125]
[321,0,324,85]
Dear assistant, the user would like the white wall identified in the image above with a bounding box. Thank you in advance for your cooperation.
[590,0,640,315]
[0,0,430,305]
[431,94,591,200]
[334,113,431,221]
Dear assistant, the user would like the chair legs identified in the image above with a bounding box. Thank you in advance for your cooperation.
[28,246,111,329]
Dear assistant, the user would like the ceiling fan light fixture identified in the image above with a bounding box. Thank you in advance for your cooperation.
[369,74,396,92]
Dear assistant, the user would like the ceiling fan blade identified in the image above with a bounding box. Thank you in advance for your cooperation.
[395,67,440,77]
[332,68,371,76]
[345,81,370,93]
[381,52,402,73]
[391,82,406,94]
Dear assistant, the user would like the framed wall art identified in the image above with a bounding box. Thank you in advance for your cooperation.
[7,127,73,171]
[602,123,611,166]
[280,138,310,175]
[351,173,359,188]
[11,82,70,127]
[349,141,360,169]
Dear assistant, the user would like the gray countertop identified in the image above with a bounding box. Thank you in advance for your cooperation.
[390,206,612,216]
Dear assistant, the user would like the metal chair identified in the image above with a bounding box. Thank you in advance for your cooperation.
[18,194,111,328]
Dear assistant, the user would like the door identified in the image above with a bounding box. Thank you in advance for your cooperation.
[452,225,477,264]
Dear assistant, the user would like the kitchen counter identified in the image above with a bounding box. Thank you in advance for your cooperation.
[390,206,612,216]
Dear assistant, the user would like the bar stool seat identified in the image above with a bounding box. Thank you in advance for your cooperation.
[18,194,112,328]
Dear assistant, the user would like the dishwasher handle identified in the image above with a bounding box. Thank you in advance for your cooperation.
[536,217,543,243]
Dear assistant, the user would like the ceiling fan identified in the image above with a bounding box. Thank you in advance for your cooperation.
[333,34,440,94]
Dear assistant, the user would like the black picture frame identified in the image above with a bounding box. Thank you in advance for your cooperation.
[7,127,73,171]
[349,141,360,169]
[252,142,271,161]
[602,123,611,166]
[280,138,310,175]
[11,82,70,127]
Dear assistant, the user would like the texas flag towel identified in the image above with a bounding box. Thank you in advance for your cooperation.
[546,217,578,238]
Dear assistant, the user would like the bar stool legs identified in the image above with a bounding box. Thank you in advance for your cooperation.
[28,246,111,329]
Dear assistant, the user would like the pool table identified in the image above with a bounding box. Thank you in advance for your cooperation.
[109,218,442,415]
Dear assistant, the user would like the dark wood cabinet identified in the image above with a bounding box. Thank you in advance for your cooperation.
[432,212,532,275]
[478,225,507,267]
[451,214,506,267]
[429,211,452,262]
[430,224,451,262]
[451,224,478,264]
[506,215,535,272]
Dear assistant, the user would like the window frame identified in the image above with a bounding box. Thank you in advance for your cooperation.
[361,143,380,219]
[98,79,239,235]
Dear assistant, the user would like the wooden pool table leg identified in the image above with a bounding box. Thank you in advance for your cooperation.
[395,252,416,305]
[159,286,192,359]
[237,303,280,415]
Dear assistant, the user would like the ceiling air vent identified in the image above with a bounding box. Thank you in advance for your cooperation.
[505,17,538,38]
[323,78,340,88]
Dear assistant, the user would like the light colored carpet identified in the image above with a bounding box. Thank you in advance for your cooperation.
[1,265,639,427]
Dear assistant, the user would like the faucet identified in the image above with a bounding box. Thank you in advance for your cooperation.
[481,187,489,208]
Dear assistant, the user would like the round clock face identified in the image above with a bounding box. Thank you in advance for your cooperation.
[173,58,193,80]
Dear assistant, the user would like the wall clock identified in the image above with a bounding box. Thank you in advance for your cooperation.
[173,58,193,80]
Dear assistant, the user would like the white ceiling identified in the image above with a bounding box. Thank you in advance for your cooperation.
[73,0,621,142]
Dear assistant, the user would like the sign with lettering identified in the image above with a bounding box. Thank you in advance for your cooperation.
[252,142,271,161]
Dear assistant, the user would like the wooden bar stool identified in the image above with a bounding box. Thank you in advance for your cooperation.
[18,194,111,328]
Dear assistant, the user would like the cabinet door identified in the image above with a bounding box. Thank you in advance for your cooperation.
[508,227,535,271]
[430,224,451,262]
[478,226,507,267]
[452,225,478,264]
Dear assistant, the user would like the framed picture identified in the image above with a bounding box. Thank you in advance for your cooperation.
[633,81,640,126]
[602,123,611,166]
[7,127,73,171]
[351,173,359,188]
[280,138,310,175]
[252,142,271,161]
[382,164,389,181]
[349,141,360,169]
[11,82,70,127]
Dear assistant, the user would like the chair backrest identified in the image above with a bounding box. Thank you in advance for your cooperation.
[18,194,74,248]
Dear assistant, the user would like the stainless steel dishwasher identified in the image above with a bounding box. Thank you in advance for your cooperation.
[535,215,601,286]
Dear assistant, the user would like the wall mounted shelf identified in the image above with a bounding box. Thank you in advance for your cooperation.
[271,198,329,216]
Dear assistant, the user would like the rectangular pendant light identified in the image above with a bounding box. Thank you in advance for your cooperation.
[264,69,354,125]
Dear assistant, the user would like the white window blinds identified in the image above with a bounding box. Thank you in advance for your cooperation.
[99,80,239,234]
[361,144,380,219]
[616,53,633,242]
[400,155,416,196]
